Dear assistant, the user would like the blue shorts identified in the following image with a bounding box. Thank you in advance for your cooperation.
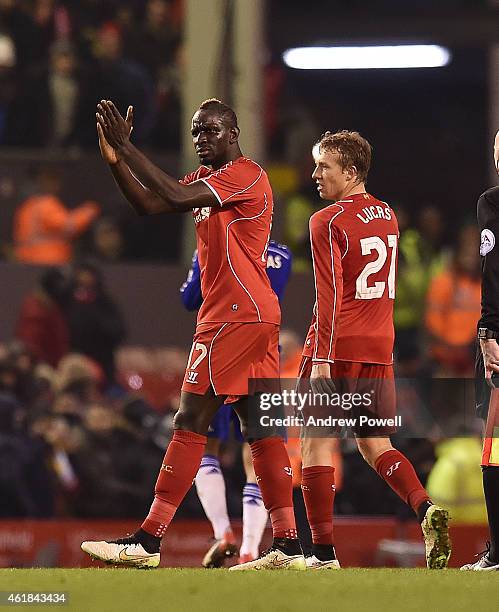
[207,403,287,442]
[207,404,244,442]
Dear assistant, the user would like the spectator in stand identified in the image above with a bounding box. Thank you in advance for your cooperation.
[30,0,72,62]
[425,224,481,376]
[30,410,82,506]
[88,216,126,262]
[66,402,161,517]
[126,0,179,83]
[12,166,100,265]
[0,341,57,417]
[7,39,92,148]
[5,341,40,406]
[65,262,126,385]
[54,352,103,413]
[0,0,40,72]
[0,383,55,517]
[426,437,487,524]
[0,356,21,406]
[149,40,182,150]
[15,267,70,368]
[394,205,447,364]
[125,0,181,150]
[86,21,155,146]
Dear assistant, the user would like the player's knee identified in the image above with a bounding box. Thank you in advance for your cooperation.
[356,441,375,466]
[301,436,332,468]
[356,438,391,467]
[173,408,199,433]
[300,436,311,463]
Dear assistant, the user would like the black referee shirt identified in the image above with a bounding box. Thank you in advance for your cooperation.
[478,185,499,332]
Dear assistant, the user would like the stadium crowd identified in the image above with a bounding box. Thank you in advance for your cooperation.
[0,0,183,149]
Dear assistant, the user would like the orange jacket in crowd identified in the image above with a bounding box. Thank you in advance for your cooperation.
[425,269,481,370]
[13,195,100,265]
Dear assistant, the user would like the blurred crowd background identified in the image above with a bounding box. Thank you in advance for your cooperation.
[0,0,497,527]
[0,0,183,150]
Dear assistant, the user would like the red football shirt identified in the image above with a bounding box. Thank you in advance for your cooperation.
[302,192,399,365]
[182,156,280,326]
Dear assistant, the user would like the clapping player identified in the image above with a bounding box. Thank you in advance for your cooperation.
[297,131,451,570]
[181,241,292,566]
[81,99,304,570]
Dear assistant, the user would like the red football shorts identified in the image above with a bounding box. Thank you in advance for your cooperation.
[298,357,397,436]
[181,322,279,401]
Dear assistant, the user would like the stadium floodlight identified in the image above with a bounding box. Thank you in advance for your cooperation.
[282,45,451,70]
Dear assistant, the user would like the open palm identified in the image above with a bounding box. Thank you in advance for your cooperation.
[96,104,133,165]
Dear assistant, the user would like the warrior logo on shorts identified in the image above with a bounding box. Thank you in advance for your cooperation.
[480,228,495,256]
[186,371,199,383]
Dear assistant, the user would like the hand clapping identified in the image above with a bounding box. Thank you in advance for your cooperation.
[96,100,133,151]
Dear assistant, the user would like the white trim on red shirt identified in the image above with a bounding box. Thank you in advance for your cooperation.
[199,178,223,204]
[311,204,345,361]
[225,193,269,322]
[342,229,349,259]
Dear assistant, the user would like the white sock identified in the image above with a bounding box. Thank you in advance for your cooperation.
[195,455,231,540]
[240,483,268,558]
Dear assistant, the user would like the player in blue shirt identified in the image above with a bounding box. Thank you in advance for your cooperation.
[180,240,292,567]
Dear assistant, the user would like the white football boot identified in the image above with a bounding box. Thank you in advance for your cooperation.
[460,544,499,571]
[81,537,160,569]
[305,555,341,570]
[229,542,305,571]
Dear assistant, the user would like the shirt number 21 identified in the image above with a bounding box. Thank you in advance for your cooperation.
[355,235,397,300]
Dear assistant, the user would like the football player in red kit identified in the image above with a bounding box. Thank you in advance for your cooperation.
[81,98,304,570]
[299,130,451,570]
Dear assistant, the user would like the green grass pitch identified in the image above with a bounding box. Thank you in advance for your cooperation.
[1,568,498,612]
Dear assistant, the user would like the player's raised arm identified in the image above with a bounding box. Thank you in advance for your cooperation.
[96,111,180,216]
[97,100,218,211]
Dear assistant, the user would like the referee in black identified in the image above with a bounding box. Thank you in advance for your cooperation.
[461,131,499,571]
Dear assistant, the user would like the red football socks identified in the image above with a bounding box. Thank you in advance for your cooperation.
[141,429,207,537]
[250,437,297,539]
[374,449,430,513]
[301,466,336,545]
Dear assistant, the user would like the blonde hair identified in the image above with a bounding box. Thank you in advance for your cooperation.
[316,130,372,182]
